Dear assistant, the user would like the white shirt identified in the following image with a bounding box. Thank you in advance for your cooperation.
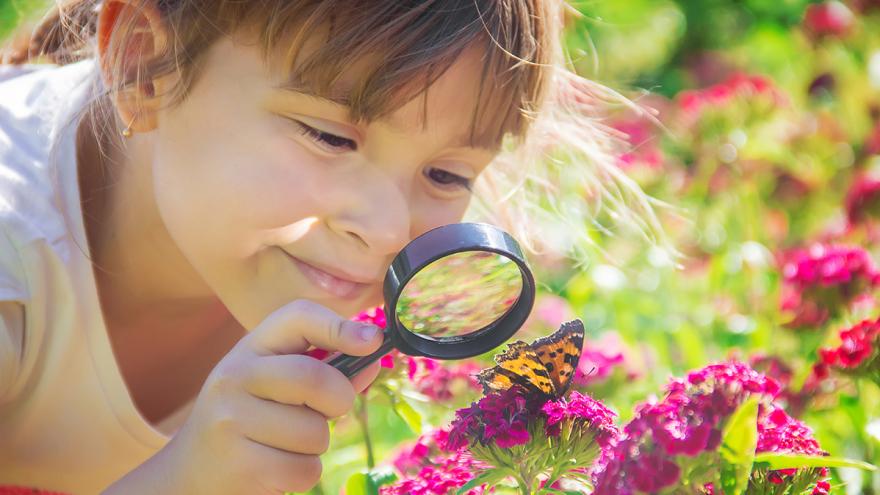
[0,61,188,494]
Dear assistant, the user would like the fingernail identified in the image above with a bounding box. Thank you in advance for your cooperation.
[358,324,379,341]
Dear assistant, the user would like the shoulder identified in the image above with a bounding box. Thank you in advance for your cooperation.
[0,60,98,301]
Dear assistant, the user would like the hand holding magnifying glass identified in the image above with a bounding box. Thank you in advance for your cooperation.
[328,222,536,377]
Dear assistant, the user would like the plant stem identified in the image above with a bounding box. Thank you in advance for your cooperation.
[355,395,375,469]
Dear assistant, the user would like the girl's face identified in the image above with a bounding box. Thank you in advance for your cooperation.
[149,33,499,329]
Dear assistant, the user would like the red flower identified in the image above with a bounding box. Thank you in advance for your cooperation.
[819,316,880,372]
[803,1,855,38]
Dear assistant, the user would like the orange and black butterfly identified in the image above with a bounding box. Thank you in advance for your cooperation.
[477,319,585,399]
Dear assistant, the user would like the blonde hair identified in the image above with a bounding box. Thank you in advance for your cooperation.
[9,0,681,269]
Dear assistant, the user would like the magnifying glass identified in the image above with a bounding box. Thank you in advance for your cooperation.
[328,222,536,378]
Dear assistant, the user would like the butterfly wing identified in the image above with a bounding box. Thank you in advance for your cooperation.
[477,341,556,396]
[528,319,585,397]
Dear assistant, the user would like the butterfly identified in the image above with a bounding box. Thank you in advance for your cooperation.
[477,319,585,398]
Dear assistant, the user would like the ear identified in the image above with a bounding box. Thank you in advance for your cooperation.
[97,0,170,135]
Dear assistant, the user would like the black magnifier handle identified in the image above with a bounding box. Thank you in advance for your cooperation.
[326,334,395,378]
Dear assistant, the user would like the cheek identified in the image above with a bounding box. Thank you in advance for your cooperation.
[151,112,342,259]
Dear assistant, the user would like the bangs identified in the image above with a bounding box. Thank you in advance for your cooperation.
[238,1,555,150]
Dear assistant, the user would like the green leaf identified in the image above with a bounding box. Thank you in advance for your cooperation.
[344,472,379,495]
[456,469,508,495]
[718,397,760,495]
[390,395,422,434]
[753,453,878,472]
[369,468,399,487]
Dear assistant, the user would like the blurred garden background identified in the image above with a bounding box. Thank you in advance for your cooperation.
[3,0,880,494]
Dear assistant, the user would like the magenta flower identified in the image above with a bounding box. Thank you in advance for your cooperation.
[594,362,782,494]
[445,384,619,494]
[380,451,491,495]
[447,387,535,450]
[405,357,482,402]
[541,391,619,448]
[779,243,880,328]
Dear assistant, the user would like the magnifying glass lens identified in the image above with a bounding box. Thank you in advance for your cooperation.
[396,251,523,338]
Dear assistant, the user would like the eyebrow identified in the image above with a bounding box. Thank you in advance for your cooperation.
[275,85,501,153]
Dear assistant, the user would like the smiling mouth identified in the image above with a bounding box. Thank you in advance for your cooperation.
[282,251,367,298]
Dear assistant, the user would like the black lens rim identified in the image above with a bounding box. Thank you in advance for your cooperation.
[383,222,535,360]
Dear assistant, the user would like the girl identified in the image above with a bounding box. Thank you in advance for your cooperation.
[0,1,669,493]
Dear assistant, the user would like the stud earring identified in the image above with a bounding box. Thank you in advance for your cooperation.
[121,116,135,138]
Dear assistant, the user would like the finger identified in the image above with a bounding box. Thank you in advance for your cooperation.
[243,354,356,418]
[350,361,382,394]
[241,439,322,494]
[246,299,383,357]
[236,395,330,455]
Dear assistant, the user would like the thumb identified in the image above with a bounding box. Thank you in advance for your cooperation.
[246,299,384,357]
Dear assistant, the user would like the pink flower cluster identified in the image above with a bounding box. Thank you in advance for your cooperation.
[447,388,620,452]
[447,388,535,450]
[573,342,627,386]
[819,315,880,373]
[404,357,482,402]
[779,243,880,328]
[383,428,492,495]
[611,118,665,170]
[593,363,782,495]
[676,72,786,123]
[752,406,829,494]
[540,391,620,448]
[803,1,856,39]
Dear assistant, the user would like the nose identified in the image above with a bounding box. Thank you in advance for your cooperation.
[327,173,411,257]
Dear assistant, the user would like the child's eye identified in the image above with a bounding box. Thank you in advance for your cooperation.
[425,167,473,192]
[288,119,357,153]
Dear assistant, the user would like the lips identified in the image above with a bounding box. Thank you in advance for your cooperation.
[282,250,371,298]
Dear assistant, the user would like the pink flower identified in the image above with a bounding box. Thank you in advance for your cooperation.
[752,406,829,493]
[779,244,880,328]
[594,362,781,494]
[575,349,625,385]
[353,306,387,328]
[611,118,665,170]
[757,406,824,456]
[541,391,620,448]
[675,72,787,125]
[803,1,855,38]
[532,295,576,329]
[447,388,536,450]
[381,451,491,495]
[406,357,482,401]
